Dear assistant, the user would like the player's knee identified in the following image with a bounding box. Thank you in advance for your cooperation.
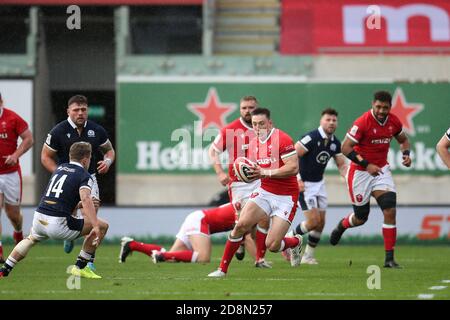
[353,203,370,225]
[266,239,281,252]
[234,221,251,235]
[196,254,210,263]
[376,192,397,211]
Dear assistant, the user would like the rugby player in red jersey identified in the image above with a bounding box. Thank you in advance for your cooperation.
[208,108,303,277]
[119,203,256,264]
[330,91,411,268]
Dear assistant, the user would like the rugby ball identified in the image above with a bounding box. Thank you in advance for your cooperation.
[233,157,257,183]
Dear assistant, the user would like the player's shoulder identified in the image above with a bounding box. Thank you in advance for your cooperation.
[388,112,402,126]
[86,120,106,131]
[224,118,248,130]
[52,119,70,131]
[277,128,294,141]
[2,107,23,120]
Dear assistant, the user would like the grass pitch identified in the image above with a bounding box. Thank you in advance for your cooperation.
[0,244,448,300]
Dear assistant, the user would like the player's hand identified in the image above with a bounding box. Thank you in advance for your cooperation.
[97,160,111,174]
[247,165,262,180]
[89,226,102,247]
[218,172,230,186]
[298,180,305,192]
[92,198,101,210]
[4,154,18,166]
[366,163,382,176]
[402,155,412,167]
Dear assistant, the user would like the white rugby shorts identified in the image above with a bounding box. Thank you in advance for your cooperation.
[30,211,83,242]
[299,180,328,211]
[0,170,22,206]
[248,187,298,223]
[175,210,209,250]
[229,179,260,215]
[346,164,396,206]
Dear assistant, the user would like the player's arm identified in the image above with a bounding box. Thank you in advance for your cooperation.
[97,139,115,174]
[342,137,382,176]
[394,131,412,167]
[436,133,450,169]
[295,141,308,192]
[334,153,349,178]
[41,144,58,173]
[5,128,34,166]
[208,143,229,186]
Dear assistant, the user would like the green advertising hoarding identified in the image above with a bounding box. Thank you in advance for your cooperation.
[118,77,449,175]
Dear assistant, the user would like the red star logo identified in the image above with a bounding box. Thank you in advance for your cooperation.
[390,88,423,136]
[187,88,236,134]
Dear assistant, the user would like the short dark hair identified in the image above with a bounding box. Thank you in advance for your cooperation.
[69,142,92,162]
[240,96,258,105]
[251,107,271,119]
[321,108,338,117]
[373,91,392,106]
[68,95,88,107]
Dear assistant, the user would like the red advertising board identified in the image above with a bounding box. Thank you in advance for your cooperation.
[281,0,450,54]
[0,0,202,5]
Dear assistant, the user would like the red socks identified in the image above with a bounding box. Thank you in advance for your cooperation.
[282,236,300,250]
[13,231,23,245]
[342,213,354,229]
[219,236,243,273]
[129,241,162,256]
[162,251,197,262]
[382,225,397,251]
[255,227,268,261]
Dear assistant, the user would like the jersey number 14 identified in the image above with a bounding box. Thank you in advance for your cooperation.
[45,174,68,198]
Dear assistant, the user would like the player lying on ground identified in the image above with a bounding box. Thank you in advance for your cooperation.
[0,142,109,279]
[119,203,257,264]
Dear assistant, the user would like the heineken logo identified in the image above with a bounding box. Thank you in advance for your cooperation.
[390,88,423,136]
[187,88,236,134]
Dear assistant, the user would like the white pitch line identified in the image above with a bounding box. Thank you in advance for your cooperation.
[442,280,450,283]
[428,286,447,290]
[417,294,434,299]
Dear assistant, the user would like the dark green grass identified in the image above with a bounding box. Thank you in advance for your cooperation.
[0,244,448,300]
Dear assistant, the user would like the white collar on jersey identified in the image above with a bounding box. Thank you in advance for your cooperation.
[370,109,388,126]
[68,117,87,129]
[259,127,275,144]
[239,117,253,130]
[318,126,334,141]
[69,161,84,168]
[0,107,3,118]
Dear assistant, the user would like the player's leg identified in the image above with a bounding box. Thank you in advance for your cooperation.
[254,215,271,268]
[3,171,24,245]
[330,168,372,245]
[208,199,267,277]
[119,237,164,263]
[0,235,39,277]
[0,212,48,277]
[166,234,209,263]
[0,193,4,263]
[373,190,400,268]
[4,204,23,244]
[70,216,108,279]
[293,191,321,236]
[266,216,303,267]
[302,209,325,264]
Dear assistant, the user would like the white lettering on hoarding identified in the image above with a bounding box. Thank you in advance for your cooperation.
[343,4,450,44]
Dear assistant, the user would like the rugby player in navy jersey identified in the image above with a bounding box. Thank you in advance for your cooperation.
[0,142,109,279]
[41,95,115,270]
[285,108,348,264]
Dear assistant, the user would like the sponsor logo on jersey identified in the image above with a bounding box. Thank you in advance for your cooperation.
[330,143,336,151]
[356,194,363,203]
[88,130,95,137]
[66,133,71,139]
[0,133,7,139]
[371,138,391,144]
[350,125,358,136]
